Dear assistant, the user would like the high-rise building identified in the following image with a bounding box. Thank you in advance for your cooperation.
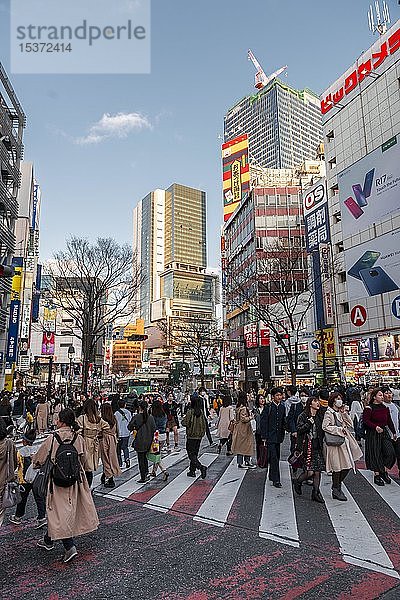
[133,183,218,338]
[111,319,145,375]
[0,64,25,386]
[224,79,322,169]
[321,18,400,384]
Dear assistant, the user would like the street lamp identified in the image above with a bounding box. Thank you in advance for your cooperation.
[68,345,75,400]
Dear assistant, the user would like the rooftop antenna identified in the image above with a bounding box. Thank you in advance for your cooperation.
[368,0,391,35]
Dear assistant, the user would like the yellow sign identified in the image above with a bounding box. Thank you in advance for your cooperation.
[10,267,22,301]
[43,307,57,322]
[315,328,336,366]
[231,159,242,203]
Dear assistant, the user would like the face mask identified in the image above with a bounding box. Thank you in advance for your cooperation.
[334,399,343,408]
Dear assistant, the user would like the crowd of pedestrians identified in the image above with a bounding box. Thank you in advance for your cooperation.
[0,381,399,564]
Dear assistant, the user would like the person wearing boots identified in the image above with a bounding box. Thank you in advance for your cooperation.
[293,397,325,503]
[322,394,362,501]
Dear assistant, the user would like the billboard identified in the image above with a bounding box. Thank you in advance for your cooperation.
[345,229,400,300]
[42,332,55,355]
[338,135,400,237]
[222,134,250,222]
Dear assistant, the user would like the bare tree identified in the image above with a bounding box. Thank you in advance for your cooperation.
[226,239,332,386]
[158,318,222,387]
[46,237,141,393]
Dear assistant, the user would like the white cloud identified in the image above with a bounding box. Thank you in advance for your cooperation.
[75,112,152,145]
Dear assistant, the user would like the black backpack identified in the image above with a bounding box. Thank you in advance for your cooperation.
[51,432,81,488]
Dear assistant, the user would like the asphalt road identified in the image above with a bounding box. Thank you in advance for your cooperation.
[1,433,400,600]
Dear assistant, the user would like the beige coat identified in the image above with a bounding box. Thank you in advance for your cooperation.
[52,404,62,427]
[77,415,109,472]
[35,402,49,433]
[0,438,17,503]
[100,423,121,479]
[322,407,363,472]
[217,405,235,440]
[231,406,255,457]
[33,427,99,540]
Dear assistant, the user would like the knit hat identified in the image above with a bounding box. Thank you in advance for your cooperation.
[319,388,329,407]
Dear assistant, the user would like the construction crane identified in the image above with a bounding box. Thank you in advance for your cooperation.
[247,49,287,90]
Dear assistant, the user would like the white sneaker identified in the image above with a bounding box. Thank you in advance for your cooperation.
[9,514,22,525]
[63,546,78,563]
[245,462,257,470]
[33,517,47,529]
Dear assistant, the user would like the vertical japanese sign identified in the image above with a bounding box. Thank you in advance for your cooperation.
[222,134,250,222]
[315,328,336,367]
[5,260,23,369]
[319,243,335,326]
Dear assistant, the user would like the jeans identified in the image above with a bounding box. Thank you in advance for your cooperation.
[186,438,203,473]
[15,482,46,519]
[45,531,74,551]
[137,451,149,480]
[118,437,130,466]
[267,442,281,483]
[236,454,251,466]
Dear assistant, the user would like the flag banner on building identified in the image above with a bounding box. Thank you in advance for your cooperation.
[315,328,336,367]
[42,331,55,355]
[43,307,57,332]
[5,260,23,369]
[222,134,250,222]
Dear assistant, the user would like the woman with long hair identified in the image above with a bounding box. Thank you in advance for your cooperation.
[293,397,325,503]
[148,400,169,481]
[34,408,99,563]
[128,400,156,483]
[99,404,121,488]
[182,394,208,478]
[363,388,396,486]
[0,417,17,526]
[217,395,235,456]
[77,399,108,487]
[231,392,256,469]
[35,396,50,434]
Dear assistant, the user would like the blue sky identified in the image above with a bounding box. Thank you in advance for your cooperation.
[1,0,399,267]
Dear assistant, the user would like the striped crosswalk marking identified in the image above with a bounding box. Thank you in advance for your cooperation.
[359,470,400,520]
[320,474,400,580]
[193,458,247,527]
[144,453,218,513]
[259,461,299,547]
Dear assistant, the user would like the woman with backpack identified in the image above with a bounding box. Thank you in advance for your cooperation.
[182,394,208,478]
[99,404,121,488]
[77,399,108,487]
[34,408,99,563]
[128,400,156,483]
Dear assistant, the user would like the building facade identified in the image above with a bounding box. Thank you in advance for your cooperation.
[224,80,322,170]
[111,319,144,375]
[321,19,400,383]
[0,64,25,385]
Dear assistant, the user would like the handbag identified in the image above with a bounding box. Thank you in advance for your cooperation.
[32,436,55,498]
[228,419,236,433]
[2,440,22,509]
[324,413,345,446]
[257,442,268,468]
[288,450,304,469]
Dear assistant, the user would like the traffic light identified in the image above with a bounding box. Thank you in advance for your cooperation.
[0,264,14,277]
[276,333,290,342]
[127,334,148,341]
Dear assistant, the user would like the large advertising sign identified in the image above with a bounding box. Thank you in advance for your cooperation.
[5,261,23,369]
[304,179,330,252]
[345,229,400,300]
[42,332,55,356]
[338,135,400,237]
[321,21,400,119]
[222,134,250,222]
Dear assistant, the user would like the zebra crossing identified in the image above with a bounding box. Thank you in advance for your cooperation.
[94,449,400,580]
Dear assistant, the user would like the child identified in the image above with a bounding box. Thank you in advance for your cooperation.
[9,429,46,528]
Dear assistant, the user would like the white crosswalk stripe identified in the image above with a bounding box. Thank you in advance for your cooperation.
[259,461,300,547]
[144,453,218,513]
[320,474,399,580]
[359,469,400,520]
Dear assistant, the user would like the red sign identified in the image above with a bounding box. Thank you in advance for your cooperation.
[321,26,400,115]
[350,305,367,327]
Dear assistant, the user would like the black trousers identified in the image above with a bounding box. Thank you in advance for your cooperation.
[137,451,149,480]
[186,438,203,473]
[15,482,46,519]
[267,442,281,483]
[392,438,400,471]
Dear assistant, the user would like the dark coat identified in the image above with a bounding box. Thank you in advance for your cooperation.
[287,402,304,434]
[295,410,324,452]
[260,402,286,444]
[128,413,156,452]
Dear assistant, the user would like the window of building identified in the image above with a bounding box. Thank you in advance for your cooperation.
[333,211,341,223]
[335,241,344,253]
[326,130,334,140]
[338,272,347,283]
[328,157,336,169]
[340,302,349,314]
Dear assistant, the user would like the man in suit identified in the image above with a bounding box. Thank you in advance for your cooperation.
[260,387,286,487]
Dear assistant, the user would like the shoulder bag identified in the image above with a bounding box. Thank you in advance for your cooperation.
[324,412,345,447]
[32,435,55,499]
[2,440,22,509]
